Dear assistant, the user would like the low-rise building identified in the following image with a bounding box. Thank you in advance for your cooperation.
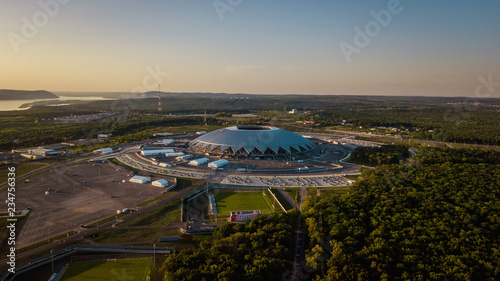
[208,159,229,169]
[31,148,60,157]
[98,133,113,140]
[129,176,151,184]
[21,153,44,160]
[230,210,261,222]
[93,147,113,154]
[152,179,169,187]
[189,157,210,166]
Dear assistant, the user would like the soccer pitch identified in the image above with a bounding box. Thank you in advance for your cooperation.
[61,258,152,281]
[214,191,273,217]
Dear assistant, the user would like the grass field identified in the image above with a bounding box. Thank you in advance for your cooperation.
[214,192,273,217]
[85,228,180,244]
[61,258,152,281]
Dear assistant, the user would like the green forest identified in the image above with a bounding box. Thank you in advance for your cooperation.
[161,212,297,281]
[315,107,500,145]
[350,145,409,166]
[1,96,499,151]
[303,148,500,280]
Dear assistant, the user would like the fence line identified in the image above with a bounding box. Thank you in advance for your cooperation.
[267,188,287,212]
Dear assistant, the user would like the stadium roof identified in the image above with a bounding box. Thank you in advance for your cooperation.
[188,126,315,159]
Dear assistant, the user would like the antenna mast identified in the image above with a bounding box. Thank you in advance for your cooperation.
[158,85,162,112]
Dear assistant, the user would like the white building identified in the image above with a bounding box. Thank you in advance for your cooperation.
[176,154,193,161]
[289,109,300,114]
[98,133,113,140]
[21,153,43,160]
[230,210,261,222]
[152,179,169,187]
[93,147,113,154]
[208,159,229,169]
[189,157,210,166]
[162,139,174,145]
[140,149,175,157]
[165,152,185,158]
[31,148,59,157]
[129,176,151,184]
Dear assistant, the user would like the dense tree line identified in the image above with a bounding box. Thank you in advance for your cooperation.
[0,111,210,151]
[303,149,500,280]
[161,212,297,281]
[315,107,500,145]
[413,147,500,165]
[350,145,409,166]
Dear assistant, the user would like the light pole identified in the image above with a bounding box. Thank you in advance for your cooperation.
[153,244,156,267]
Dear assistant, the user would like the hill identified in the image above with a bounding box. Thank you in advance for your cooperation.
[0,89,59,100]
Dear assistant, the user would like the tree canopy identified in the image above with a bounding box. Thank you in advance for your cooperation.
[304,149,500,280]
[161,212,297,281]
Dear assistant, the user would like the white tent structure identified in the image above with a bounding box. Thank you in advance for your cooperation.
[165,152,185,158]
[129,176,151,184]
[208,159,229,169]
[189,157,210,166]
[152,179,169,187]
[140,149,175,157]
[163,139,174,145]
[93,147,113,154]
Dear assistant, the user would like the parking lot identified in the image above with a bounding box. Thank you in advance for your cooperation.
[221,175,354,187]
[6,162,166,248]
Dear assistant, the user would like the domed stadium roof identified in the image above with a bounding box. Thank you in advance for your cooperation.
[188,126,315,160]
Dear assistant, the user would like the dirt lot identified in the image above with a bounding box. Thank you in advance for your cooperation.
[3,162,167,249]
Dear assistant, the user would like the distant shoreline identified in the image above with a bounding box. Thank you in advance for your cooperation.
[0,90,59,101]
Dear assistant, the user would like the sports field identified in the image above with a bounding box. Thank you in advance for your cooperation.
[61,258,152,281]
[214,191,273,217]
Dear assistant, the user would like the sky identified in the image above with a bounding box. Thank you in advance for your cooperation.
[1,0,499,97]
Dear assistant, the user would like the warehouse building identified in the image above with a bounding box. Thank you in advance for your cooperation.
[93,147,113,154]
[129,176,151,184]
[189,157,210,166]
[208,159,229,169]
[163,139,174,145]
[98,133,113,140]
[140,149,175,157]
[165,152,185,158]
[21,153,44,160]
[152,179,169,187]
[176,154,193,161]
[30,148,60,157]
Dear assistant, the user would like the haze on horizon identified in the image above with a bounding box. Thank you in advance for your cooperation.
[1,0,499,97]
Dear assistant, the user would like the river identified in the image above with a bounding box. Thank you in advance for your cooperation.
[0,96,115,111]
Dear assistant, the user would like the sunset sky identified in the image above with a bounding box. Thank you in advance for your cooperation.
[1,0,499,96]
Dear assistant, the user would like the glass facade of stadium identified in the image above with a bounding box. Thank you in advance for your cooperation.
[188,126,316,160]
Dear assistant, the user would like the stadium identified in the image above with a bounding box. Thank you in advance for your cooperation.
[187,125,316,160]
